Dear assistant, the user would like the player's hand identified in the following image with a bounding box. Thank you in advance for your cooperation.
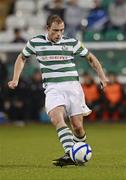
[100,79,109,89]
[8,80,18,89]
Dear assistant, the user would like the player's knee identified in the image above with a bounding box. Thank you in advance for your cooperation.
[49,112,58,125]
[48,109,65,127]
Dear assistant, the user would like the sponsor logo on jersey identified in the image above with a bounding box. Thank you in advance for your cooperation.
[38,55,73,61]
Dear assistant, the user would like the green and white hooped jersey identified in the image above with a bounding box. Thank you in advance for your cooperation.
[22,34,89,84]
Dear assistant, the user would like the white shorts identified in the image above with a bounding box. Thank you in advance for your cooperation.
[44,81,92,117]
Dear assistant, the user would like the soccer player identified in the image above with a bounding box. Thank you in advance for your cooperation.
[8,15,108,167]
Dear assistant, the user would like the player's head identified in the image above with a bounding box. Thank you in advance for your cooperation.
[47,15,64,43]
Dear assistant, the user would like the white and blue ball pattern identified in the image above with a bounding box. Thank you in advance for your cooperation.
[70,142,92,163]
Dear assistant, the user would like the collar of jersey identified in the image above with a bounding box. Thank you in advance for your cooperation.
[45,34,63,44]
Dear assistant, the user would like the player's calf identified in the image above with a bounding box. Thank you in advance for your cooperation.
[57,126,74,153]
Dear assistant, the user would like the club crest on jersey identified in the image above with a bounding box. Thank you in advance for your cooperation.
[62,45,68,51]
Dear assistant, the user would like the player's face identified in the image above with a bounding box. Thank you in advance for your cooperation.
[47,22,64,42]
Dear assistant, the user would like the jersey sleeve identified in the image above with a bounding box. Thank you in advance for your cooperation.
[73,40,89,57]
[22,39,36,58]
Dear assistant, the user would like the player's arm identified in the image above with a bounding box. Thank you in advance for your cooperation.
[73,40,108,89]
[8,39,36,89]
[8,53,26,89]
[86,52,108,88]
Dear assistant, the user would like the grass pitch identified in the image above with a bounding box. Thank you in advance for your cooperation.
[0,123,126,180]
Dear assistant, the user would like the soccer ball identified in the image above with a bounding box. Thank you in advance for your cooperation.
[69,142,92,163]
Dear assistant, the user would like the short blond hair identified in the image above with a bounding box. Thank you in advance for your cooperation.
[47,15,64,27]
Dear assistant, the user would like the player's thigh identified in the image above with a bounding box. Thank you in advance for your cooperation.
[69,84,91,117]
[45,87,66,114]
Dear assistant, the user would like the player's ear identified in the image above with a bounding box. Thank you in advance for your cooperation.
[47,25,50,31]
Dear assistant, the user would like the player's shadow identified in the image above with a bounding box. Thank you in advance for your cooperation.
[0,164,77,169]
[0,164,49,169]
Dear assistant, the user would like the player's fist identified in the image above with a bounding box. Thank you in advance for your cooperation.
[8,80,18,89]
[100,79,109,89]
